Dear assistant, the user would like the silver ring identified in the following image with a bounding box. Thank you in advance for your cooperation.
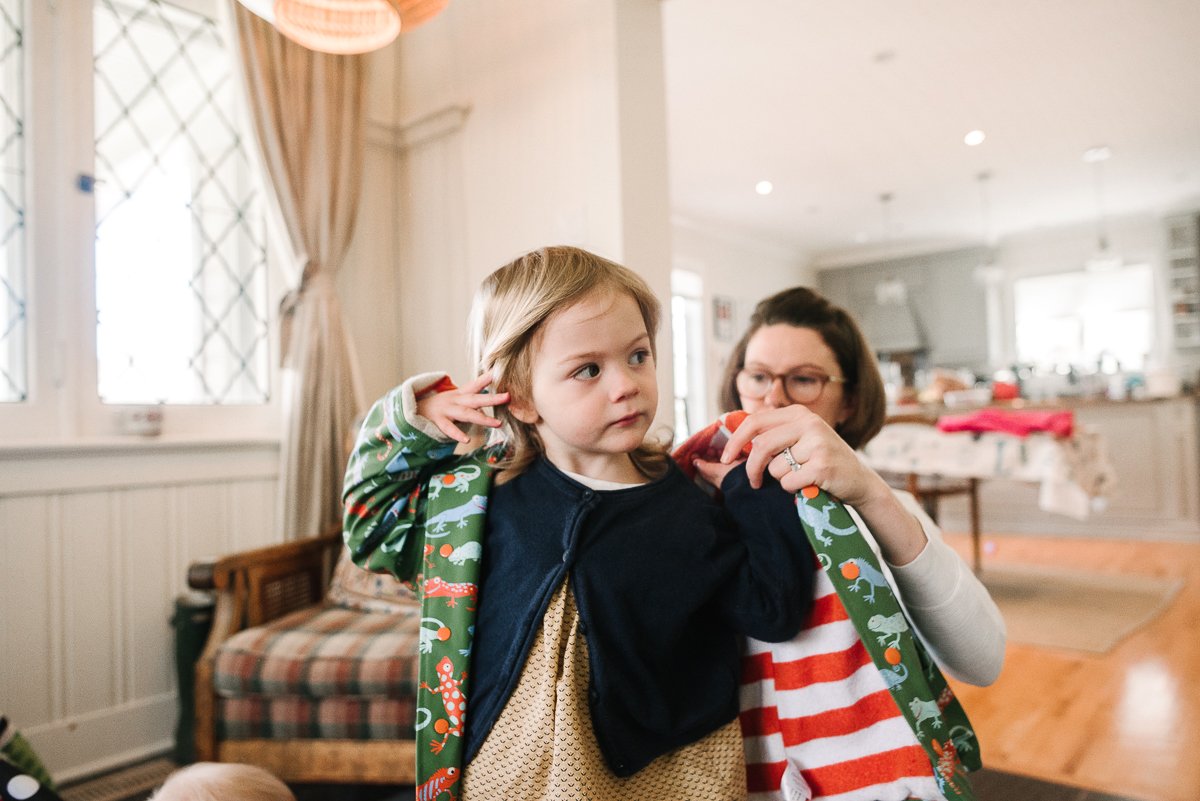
[781,445,801,472]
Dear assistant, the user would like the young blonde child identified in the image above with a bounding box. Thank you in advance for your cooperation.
[148,762,294,801]
[342,245,814,800]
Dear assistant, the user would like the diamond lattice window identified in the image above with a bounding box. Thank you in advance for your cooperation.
[0,0,25,403]
[94,0,269,405]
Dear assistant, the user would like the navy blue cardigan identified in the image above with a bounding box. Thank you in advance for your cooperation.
[464,456,815,776]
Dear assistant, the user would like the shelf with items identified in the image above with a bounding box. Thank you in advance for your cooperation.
[1165,213,1200,348]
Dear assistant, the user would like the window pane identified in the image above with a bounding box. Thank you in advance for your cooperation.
[0,0,25,403]
[1013,265,1154,371]
[94,0,269,405]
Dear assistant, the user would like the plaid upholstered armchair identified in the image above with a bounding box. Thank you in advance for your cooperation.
[188,528,419,784]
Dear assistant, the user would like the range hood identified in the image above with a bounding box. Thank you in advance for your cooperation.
[865,277,927,353]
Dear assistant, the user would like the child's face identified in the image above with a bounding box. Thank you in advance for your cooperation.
[509,288,658,482]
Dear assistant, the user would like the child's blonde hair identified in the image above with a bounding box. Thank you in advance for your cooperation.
[149,762,295,801]
[469,245,669,482]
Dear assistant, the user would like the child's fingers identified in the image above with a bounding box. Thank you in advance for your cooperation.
[455,406,504,428]
[457,391,509,409]
[461,372,496,394]
[719,415,766,464]
[434,417,471,443]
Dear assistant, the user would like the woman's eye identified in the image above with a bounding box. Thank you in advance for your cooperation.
[629,349,651,366]
[789,374,821,387]
[573,364,601,380]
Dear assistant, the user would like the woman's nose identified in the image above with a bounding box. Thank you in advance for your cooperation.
[763,376,788,408]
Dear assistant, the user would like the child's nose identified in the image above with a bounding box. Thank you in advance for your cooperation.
[609,365,641,399]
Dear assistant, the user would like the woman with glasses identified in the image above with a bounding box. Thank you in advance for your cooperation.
[691,286,1005,800]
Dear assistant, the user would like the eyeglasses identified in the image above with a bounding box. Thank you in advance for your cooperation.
[735,367,846,405]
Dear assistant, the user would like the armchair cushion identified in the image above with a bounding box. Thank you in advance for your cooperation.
[214,604,420,699]
[218,696,416,741]
[327,549,420,613]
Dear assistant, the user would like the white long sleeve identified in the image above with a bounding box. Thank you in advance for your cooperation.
[847,491,1006,686]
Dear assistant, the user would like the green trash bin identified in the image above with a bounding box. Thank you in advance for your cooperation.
[171,591,215,765]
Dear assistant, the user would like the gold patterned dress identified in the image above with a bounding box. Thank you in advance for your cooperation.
[460,579,747,801]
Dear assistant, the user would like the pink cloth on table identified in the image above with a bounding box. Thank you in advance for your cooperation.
[936,407,1074,438]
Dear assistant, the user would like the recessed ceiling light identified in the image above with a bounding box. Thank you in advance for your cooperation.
[964,130,986,146]
[755,180,773,195]
[1082,146,1112,163]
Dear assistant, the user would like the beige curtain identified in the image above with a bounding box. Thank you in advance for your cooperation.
[231,2,366,539]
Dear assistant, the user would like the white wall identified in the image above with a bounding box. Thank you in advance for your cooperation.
[1,443,280,782]
[672,218,812,420]
[342,0,676,426]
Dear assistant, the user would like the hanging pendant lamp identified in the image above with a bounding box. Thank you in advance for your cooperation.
[268,0,449,56]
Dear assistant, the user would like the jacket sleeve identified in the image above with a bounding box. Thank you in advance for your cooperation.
[342,372,461,582]
[711,465,817,643]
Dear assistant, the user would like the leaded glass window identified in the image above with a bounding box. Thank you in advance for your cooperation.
[0,0,25,403]
[93,0,269,405]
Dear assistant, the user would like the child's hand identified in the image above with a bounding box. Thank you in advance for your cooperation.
[417,373,509,444]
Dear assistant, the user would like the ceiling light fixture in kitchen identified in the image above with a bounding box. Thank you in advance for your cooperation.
[973,170,1003,283]
[1083,146,1122,272]
[755,180,773,195]
[964,129,986,146]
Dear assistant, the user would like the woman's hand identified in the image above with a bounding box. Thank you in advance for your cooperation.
[691,457,743,489]
[417,373,509,444]
[719,405,891,508]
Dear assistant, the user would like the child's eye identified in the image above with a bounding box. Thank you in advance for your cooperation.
[572,363,601,380]
[629,349,651,366]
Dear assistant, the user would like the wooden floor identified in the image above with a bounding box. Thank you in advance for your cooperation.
[941,531,1200,801]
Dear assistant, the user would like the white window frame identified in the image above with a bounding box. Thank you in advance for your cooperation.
[0,0,282,445]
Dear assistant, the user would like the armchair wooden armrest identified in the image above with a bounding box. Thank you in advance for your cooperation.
[188,526,344,763]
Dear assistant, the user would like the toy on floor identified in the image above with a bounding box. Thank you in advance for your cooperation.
[0,717,62,801]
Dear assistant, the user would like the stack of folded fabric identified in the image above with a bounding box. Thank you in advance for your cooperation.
[937,407,1074,438]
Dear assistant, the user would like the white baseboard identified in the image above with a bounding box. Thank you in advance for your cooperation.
[25,693,177,785]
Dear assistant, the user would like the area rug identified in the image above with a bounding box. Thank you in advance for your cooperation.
[980,563,1182,654]
[57,757,408,801]
[58,762,1145,801]
[57,758,174,801]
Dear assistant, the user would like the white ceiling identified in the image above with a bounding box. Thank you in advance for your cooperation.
[661,0,1200,266]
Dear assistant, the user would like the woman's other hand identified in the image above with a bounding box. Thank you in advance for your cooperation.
[691,457,743,489]
[417,373,509,444]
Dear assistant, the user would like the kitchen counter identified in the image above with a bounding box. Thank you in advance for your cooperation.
[881,395,1200,539]
[888,392,1197,419]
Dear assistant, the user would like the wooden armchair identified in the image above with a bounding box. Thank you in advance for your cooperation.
[880,413,983,571]
[188,528,418,784]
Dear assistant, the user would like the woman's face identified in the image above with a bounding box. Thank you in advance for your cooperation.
[739,324,853,428]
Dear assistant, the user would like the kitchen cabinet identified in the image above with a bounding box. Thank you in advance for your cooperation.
[1166,212,1200,349]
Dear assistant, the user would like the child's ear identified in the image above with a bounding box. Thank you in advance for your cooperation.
[507,396,540,425]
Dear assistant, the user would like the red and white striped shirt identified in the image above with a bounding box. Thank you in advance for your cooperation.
[740,564,948,801]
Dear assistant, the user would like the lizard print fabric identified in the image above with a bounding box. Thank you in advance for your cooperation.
[675,411,981,801]
[343,377,502,800]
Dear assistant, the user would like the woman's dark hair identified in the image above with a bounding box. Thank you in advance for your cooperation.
[718,286,886,449]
